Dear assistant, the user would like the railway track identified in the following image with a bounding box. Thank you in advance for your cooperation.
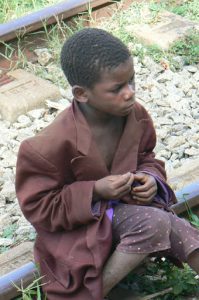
[0,0,118,42]
[0,0,132,72]
[0,0,199,299]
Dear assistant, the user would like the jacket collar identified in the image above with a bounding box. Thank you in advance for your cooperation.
[72,100,92,156]
[72,100,143,174]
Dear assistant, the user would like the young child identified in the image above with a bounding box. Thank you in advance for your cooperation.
[16,28,199,300]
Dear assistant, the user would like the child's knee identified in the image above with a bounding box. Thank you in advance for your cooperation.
[148,210,171,242]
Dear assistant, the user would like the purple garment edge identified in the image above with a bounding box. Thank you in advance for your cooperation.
[105,171,171,222]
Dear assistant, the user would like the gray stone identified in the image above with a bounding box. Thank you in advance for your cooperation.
[185,147,199,156]
[15,225,33,236]
[0,238,13,247]
[0,69,61,122]
[193,72,199,81]
[34,48,52,66]
[1,181,16,203]
[156,128,168,139]
[27,108,46,120]
[171,160,181,169]
[157,70,174,83]
[0,213,11,233]
[166,136,186,149]
[17,115,31,125]
[126,11,199,50]
[157,150,171,159]
[185,66,198,73]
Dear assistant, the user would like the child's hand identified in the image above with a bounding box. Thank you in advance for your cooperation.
[131,172,157,205]
[94,172,134,200]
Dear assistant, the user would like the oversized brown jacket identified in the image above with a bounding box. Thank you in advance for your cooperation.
[15,100,176,300]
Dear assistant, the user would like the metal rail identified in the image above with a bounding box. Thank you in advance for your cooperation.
[0,181,199,300]
[172,181,199,216]
[0,0,131,71]
[0,0,116,42]
[0,263,37,300]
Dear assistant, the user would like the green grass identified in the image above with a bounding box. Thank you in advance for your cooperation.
[122,199,199,299]
[123,258,199,300]
[0,0,62,23]
[99,1,199,69]
[149,0,199,22]
[1,0,198,83]
[2,223,17,239]
[183,193,199,229]
[13,275,47,300]
[0,224,18,253]
[169,29,199,65]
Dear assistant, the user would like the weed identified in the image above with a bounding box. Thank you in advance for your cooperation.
[98,1,198,69]
[169,30,199,65]
[0,36,29,71]
[149,0,199,22]
[121,191,199,299]
[171,0,199,21]
[13,275,47,300]
[123,258,199,299]
[0,0,62,23]
[0,224,17,253]
[183,193,199,229]
[0,245,9,254]
[3,223,17,239]
[145,44,165,63]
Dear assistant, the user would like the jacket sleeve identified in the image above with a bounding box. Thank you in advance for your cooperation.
[15,140,99,232]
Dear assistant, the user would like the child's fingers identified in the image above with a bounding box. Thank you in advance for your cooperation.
[133,175,157,193]
[133,173,145,183]
[126,173,134,186]
[113,172,132,188]
[131,189,157,203]
[119,187,132,197]
[132,182,154,192]
[132,192,155,201]
[116,185,132,198]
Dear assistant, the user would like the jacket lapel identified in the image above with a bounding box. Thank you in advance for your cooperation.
[71,101,109,180]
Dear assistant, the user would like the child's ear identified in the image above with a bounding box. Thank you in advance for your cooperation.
[72,85,88,103]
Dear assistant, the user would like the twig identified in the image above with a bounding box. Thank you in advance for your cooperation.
[138,287,173,300]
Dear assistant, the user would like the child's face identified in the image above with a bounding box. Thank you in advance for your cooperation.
[86,57,135,117]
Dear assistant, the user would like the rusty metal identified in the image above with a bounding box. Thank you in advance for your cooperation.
[0,0,116,42]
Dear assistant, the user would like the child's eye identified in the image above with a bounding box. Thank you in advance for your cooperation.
[112,86,121,93]
[129,75,134,84]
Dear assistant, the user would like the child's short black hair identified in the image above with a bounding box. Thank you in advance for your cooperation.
[60,28,131,88]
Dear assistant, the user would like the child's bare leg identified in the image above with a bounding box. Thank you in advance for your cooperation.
[187,249,199,274]
[102,249,147,297]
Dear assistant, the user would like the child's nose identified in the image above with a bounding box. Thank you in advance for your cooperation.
[124,84,135,101]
